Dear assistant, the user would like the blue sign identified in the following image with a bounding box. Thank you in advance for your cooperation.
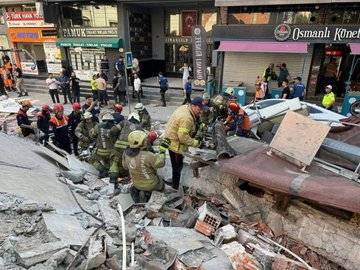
[125,52,133,69]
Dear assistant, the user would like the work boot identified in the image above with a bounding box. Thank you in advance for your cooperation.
[18,93,23,97]
[113,181,121,196]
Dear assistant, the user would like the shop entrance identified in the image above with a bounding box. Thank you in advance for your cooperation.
[16,43,47,74]
[314,44,352,97]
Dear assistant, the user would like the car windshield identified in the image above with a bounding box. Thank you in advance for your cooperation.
[253,99,284,109]
[307,105,322,114]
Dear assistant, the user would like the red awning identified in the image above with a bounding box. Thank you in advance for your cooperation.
[350,43,360,55]
[218,41,308,54]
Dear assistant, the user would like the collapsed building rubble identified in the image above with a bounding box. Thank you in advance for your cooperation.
[0,102,360,270]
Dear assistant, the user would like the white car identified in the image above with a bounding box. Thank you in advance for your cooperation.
[244,99,346,127]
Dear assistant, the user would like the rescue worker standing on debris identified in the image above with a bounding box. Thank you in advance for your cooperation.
[75,111,95,151]
[224,103,252,137]
[16,100,35,137]
[90,113,120,178]
[122,130,166,203]
[50,104,72,154]
[68,103,82,156]
[165,97,203,190]
[130,103,151,130]
[37,104,51,143]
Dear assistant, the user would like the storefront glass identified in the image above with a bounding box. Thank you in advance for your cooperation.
[228,12,271,24]
[69,48,105,80]
[62,5,118,28]
[201,12,217,32]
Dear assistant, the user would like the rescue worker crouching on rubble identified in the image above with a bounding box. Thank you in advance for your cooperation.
[224,102,252,137]
[68,103,82,156]
[90,113,120,178]
[16,100,35,137]
[164,97,203,190]
[37,104,51,143]
[50,103,72,154]
[75,111,96,151]
[108,117,141,190]
[133,103,151,130]
[122,130,166,203]
[223,87,237,104]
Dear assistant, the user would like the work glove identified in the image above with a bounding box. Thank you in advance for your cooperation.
[159,138,171,153]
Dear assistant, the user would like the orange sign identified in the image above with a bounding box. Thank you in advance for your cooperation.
[7,28,57,43]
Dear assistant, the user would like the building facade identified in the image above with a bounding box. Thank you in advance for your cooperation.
[0,1,60,75]
[119,0,217,79]
[214,0,360,97]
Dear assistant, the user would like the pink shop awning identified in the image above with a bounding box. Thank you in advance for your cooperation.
[218,41,308,54]
[350,43,360,55]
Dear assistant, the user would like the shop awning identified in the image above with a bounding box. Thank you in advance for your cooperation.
[56,38,123,49]
[350,43,360,55]
[217,41,308,54]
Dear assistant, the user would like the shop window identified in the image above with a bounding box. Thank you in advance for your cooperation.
[228,12,270,24]
[167,13,181,36]
[62,5,118,28]
[342,10,360,24]
[202,12,217,32]
[281,11,321,24]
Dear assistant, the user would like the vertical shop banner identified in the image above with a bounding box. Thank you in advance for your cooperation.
[182,11,197,37]
[192,25,207,87]
[43,43,62,74]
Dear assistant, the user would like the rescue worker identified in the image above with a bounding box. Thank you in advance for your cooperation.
[211,95,228,122]
[122,130,166,203]
[322,85,336,111]
[224,103,252,137]
[68,103,82,156]
[113,103,124,124]
[16,100,35,137]
[223,87,237,104]
[75,111,95,151]
[37,104,51,143]
[90,113,120,178]
[134,103,151,130]
[164,97,203,190]
[109,118,141,188]
[50,103,72,154]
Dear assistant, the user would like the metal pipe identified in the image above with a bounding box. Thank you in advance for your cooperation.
[131,242,135,267]
[117,204,127,270]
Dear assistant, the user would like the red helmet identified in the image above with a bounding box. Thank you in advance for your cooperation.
[114,104,123,113]
[229,102,240,113]
[53,103,64,113]
[42,104,50,111]
[72,102,81,111]
[148,131,158,142]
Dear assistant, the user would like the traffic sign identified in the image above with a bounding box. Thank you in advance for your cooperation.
[125,52,133,69]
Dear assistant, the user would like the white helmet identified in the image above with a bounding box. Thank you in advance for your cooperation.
[102,113,114,122]
[134,103,144,111]
[83,112,92,120]
[225,87,234,96]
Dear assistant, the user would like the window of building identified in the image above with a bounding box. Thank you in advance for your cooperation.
[166,13,181,36]
[202,12,217,32]
[282,11,321,24]
[62,5,118,28]
[228,12,271,24]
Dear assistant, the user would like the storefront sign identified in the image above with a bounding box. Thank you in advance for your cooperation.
[62,27,118,38]
[21,61,38,75]
[5,11,54,28]
[182,11,197,37]
[165,36,212,44]
[8,28,57,43]
[192,26,207,87]
[57,38,122,49]
[43,43,62,74]
[214,24,360,44]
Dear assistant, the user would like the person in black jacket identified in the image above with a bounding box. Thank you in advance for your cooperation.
[37,104,51,143]
[70,72,80,103]
[68,102,82,156]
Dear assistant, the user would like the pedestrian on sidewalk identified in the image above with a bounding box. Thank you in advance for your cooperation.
[70,72,80,103]
[255,76,265,101]
[322,85,336,111]
[182,77,192,104]
[90,74,98,101]
[292,77,306,100]
[58,71,72,104]
[113,72,126,105]
[133,73,142,103]
[281,79,290,99]
[158,72,168,107]
[179,63,191,95]
[277,63,290,87]
[0,74,8,97]
[96,73,108,106]
[46,74,60,103]
[14,66,28,97]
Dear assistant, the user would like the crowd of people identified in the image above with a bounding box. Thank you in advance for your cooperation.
[0,55,28,98]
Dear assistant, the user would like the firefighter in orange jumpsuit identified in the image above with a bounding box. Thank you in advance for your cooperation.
[224,102,252,137]
[50,103,72,153]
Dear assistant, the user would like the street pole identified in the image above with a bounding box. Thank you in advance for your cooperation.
[125,63,131,114]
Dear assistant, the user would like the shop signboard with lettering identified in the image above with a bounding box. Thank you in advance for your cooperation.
[43,43,62,74]
[192,25,207,87]
[5,11,54,28]
[62,28,118,38]
[214,24,360,43]
[21,61,38,75]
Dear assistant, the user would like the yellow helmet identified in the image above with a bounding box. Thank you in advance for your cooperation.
[21,100,32,107]
[213,95,225,107]
[128,130,147,148]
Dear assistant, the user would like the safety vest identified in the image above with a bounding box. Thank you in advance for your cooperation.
[50,116,68,129]
[322,92,335,108]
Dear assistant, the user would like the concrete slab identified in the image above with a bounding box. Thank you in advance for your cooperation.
[97,199,120,228]
[42,213,94,246]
